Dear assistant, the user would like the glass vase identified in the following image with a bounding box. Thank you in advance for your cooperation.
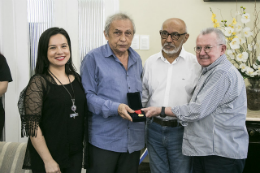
[246,78,260,110]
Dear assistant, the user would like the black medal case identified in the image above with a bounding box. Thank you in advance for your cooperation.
[127,92,146,122]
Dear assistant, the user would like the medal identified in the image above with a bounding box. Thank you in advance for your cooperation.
[135,110,144,117]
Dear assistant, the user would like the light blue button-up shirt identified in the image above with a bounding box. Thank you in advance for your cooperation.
[80,43,145,153]
[172,54,249,159]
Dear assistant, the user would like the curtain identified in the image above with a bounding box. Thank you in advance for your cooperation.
[78,0,119,60]
[27,0,53,76]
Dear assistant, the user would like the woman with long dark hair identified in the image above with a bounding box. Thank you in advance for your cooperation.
[0,52,12,140]
[18,27,88,173]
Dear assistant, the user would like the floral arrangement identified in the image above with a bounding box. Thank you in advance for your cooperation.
[210,5,260,79]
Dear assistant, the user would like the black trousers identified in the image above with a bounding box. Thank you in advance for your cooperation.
[87,143,140,173]
[32,152,83,173]
[193,155,246,173]
[0,107,4,140]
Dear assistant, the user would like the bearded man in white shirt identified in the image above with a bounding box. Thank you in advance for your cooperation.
[142,18,201,173]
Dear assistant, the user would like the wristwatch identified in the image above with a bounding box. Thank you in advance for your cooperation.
[160,107,166,118]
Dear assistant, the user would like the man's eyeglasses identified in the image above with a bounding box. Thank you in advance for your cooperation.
[194,44,223,53]
[159,30,186,40]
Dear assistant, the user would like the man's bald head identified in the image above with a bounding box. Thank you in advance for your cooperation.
[160,18,189,57]
[162,18,187,33]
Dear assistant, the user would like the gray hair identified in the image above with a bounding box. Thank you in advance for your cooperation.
[200,27,226,45]
[104,13,136,36]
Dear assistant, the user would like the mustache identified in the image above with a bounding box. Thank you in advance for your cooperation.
[198,55,209,59]
[163,43,175,48]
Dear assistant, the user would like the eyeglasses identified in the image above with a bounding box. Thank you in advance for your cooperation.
[194,44,223,53]
[159,30,186,40]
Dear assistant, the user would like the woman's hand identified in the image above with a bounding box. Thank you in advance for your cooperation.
[30,126,61,173]
[44,159,61,173]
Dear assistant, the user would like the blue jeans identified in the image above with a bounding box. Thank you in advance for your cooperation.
[192,155,246,173]
[146,118,191,173]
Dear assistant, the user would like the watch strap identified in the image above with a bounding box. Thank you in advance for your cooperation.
[160,106,166,118]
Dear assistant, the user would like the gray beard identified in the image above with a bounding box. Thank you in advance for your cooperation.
[162,40,183,55]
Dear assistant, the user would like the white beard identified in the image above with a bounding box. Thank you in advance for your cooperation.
[162,39,184,55]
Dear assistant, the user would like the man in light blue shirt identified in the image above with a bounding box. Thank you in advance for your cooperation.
[80,13,144,173]
[143,28,249,173]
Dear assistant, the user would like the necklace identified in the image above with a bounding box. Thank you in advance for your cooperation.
[48,70,78,119]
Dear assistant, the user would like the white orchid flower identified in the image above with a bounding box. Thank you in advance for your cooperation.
[227,50,235,59]
[253,64,258,69]
[252,71,258,77]
[230,38,240,49]
[246,67,255,77]
[241,13,250,23]
[236,52,248,62]
[236,34,246,44]
[224,27,234,36]
[239,63,248,72]
[243,27,253,37]
[235,23,243,32]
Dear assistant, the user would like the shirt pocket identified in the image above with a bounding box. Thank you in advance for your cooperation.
[179,73,196,95]
[128,124,145,148]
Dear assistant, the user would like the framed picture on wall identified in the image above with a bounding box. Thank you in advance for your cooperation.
[204,0,260,1]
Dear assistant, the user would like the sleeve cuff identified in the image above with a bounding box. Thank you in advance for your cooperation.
[171,107,188,126]
[110,102,121,116]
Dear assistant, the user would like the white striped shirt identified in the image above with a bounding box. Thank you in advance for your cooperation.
[172,54,249,159]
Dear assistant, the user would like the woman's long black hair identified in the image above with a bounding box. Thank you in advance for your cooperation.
[35,27,76,75]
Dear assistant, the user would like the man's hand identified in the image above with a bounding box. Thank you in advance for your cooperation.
[118,104,134,122]
[44,159,61,173]
[142,107,161,118]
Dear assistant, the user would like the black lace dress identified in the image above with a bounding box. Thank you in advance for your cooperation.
[18,73,89,171]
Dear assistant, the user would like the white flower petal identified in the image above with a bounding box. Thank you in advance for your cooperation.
[230,38,240,49]
[248,44,252,51]
[253,64,258,69]
[241,13,250,23]
[235,23,243,32]
[246,67,255,77]
[243,27,253,37]
[240,64,248,72]
[224,27,234,37]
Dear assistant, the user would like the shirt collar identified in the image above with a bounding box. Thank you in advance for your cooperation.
[202,54,227,74]
[158,46,187,64]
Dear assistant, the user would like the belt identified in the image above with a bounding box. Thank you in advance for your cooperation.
[153,117,182,127]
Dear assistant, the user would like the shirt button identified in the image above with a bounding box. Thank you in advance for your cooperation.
[129,87,130,89]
